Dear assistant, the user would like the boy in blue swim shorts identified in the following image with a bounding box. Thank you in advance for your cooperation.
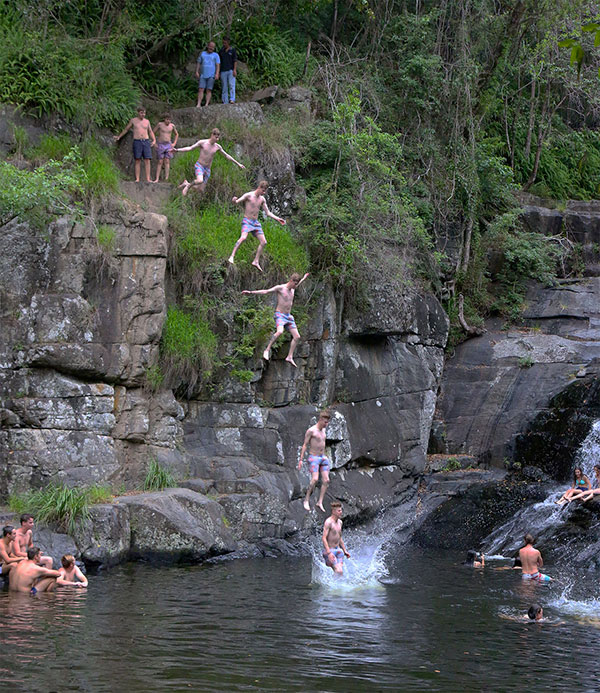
[114,107,156,183]
[228,181,286,272]
[322,501,350,576]
[242,271,310,367]
[297,410,331,511]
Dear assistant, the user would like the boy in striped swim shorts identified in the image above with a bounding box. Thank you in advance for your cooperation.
[519,533,553,583]
[228,181,286,272]
[297,410,331,511]
[241,271,309,367]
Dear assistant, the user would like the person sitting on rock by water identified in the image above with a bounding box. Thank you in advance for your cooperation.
[153,113,178,183]
[298,410,331,512]
[0,526,24,579]
[519,533,552,582]
[228,180,286,272]
[13,514,53,569]
[173,127,245,197]
[9,547,61,594]
[322,501,351,576]
[556,466,590,505]
[57,554,88,589]
[567,464,600,504]
[241,271,309,367]
[114,107,156,183]
[464,550,484,567]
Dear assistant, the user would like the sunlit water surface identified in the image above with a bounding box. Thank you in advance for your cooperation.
[2,543,600,692]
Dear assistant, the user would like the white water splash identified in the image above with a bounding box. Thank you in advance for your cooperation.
[575,420,600,479]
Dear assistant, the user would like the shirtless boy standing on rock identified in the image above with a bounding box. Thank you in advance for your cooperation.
[519,533,552,583]
[322,501,350,576]
[241,271,309,367]
[298,410,331,511]
[174,127,245,196]
[153,114,178,183]
[114,107,156,183]
[228,180,286,271]
[9,547,61,594]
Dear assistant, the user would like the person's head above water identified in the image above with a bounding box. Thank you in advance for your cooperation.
[527,604,543,621]
[524,533,534,546]
[464,550,482,565]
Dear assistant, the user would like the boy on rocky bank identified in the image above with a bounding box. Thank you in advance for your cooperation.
[114,107,156,183]
[298,410,332,511]
[241,271,309,367]
[153,113,178,182]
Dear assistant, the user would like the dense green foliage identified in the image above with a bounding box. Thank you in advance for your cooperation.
[9,484,112,535]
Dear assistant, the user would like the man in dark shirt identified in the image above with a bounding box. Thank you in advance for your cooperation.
[219,36,238,104]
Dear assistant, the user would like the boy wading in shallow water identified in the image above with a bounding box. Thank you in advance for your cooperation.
[322,501,350,576]
[114,107,156,183]
[241,272,309,367]
[174,127,245,197]
[298,410,331,511]
[9,546,61,594]
[153,114,178,182]
[228,181,286,272]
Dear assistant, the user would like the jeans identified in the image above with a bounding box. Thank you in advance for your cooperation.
[221,70,236,103]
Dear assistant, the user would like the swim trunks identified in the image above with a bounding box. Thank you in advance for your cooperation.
[199,76,215,90]
[522,572,551,583]
[308,454,330,474]
[274,310,297,331]
[132,138,152,160]
[194,162,211,181]
[30,586,37,595]
[323,547,344,566]
[241,217,264,237]
[156,142,174,160]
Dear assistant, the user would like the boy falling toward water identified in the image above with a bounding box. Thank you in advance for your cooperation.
[228,181,286,272]
[153,114,178,183]
[241,271,309,367]
[298,410,331,512]
[322,501,350,576]
[114,107,156,183]
[174,127,245,196]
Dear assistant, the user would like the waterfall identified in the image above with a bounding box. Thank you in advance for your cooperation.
[481,420,600,557]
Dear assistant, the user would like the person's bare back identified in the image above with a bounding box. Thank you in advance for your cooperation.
[10,549,60,594]
[519,544,542,575]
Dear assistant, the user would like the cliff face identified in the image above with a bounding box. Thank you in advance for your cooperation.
[0,104,449,562]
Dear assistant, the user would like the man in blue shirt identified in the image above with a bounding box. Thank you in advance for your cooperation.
[219,36,238,104]
[195,41,220,108]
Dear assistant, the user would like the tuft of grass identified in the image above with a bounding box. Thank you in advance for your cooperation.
[8,484,112,535]
[145,364,164,391]
[518,355,534,369]
[96,224,116,252]
[12,125,29,159]
[81,140,120,199]
[29,133,73,162]
[143,458,177,492]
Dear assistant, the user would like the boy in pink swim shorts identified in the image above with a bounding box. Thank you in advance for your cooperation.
[297,410,331,511]
[228,181,286,272]
[153,114,178,183]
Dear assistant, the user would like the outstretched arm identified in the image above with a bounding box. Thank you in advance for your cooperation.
[114,119,133,141]
[232,191,251,205]
[218,145,246,170]
[174,140,202,153]
[241,284,282,296]
[297,272,310,286]
[261,199,285,226]
[297,429,312,470]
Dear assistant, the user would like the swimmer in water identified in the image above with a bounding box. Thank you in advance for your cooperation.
[527,604,543,621]
[322,501,350,576]
[464,550,485,567]
[57,555,88,589]
[9,546,60,594]
[519,533,552,582]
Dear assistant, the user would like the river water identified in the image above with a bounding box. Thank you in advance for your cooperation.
[2,539,600,692]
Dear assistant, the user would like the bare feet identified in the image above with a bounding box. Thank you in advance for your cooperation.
[135,179,140,183]
[181,183,191,197]
[286,356,297,368]
[263,349,270,361]
[178,180,188,189]
[153,179,159,184]
[303,499,310,511]
[251,260,263,272]
[316,503,325,512]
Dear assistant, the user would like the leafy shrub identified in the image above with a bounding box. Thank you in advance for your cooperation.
[29,134,73,162]
[8,484,112,535]
[143,458,176,491]
[81,140,120,199]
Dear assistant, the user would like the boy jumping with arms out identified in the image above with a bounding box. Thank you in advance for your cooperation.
[241,271,309,367]
[298,410,331,511]
[174,127,245,197]
[153,113,178,183]
[228,180,286,271]
[322,501,350,576]
[114,107,156,183]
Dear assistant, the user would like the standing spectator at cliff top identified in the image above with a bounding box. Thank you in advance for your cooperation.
[196,41,220,108]
[219,36,238,104]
